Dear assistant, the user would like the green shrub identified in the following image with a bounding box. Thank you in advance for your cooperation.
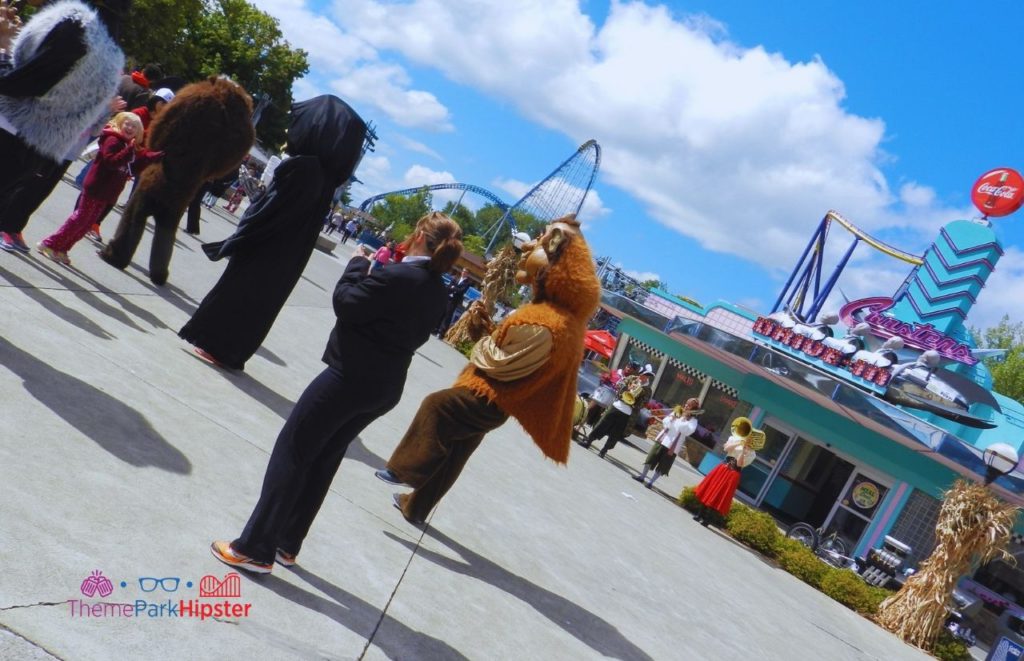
[820,569,879,614]
[863,585,894,614]
[676,486,727,527]
[454,340,475,358]
[931,630,970,661]
[726,506,783,557]
[777,545,829,588]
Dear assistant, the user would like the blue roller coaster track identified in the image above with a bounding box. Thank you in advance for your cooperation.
[358,183,510,214]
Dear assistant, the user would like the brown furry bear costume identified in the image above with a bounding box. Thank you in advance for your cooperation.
[381,215,602,524]
[99,77,254,285]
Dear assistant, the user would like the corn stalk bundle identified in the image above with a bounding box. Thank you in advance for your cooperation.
[876,479,1018,649]
[445,245,518,345]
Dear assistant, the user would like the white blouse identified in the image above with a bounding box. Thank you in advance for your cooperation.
[655,414,698,454]
[724,434,757,468]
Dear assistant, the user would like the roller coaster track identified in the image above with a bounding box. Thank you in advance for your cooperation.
[358,183,510,213]
[826,210,923,265]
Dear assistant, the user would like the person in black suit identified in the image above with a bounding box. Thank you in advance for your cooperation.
[211,212,464,574]
[436,267,472,337]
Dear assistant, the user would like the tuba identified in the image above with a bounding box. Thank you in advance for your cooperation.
[619,377,645,406]
[731,417,766,450]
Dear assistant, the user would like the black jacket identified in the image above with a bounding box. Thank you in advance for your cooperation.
[323,257,447,376]
[447,277,472,308]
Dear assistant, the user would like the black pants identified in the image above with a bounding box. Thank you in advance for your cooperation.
[233,365,402,563]
[0,131,53,217]
[0,158,71,234]
[585,407,630,453]
[184,188,204,234]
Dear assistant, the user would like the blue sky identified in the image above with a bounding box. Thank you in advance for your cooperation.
[253,0,1024,330]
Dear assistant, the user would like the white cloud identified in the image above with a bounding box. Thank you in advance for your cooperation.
[250,0,453,131]
[329,0,967,266]
[394,134,443,161]
[623,268,663,284]
[972,247,1024,330]
[404,164,456,187]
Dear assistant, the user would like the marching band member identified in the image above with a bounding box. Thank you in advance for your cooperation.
[692,417,764,525]
[634,398,701,488]
[583,363,654,458]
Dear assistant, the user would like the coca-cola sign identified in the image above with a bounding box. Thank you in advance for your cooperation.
[971,168,1024,218]
[838,297,978,365]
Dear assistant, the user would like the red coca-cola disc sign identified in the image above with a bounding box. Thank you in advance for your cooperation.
[971,168,1024,217]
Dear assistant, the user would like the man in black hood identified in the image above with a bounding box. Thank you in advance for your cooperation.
[0,0,128,202]
[179,95,368,371]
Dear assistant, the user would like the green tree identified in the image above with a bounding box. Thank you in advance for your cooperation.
[462,235,486,256]
[641,279,667,291]
[120,0,309,149]
[973,316,1024,404]
[369,190,431,231]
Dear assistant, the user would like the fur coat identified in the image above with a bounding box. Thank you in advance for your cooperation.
[0,1,123,161]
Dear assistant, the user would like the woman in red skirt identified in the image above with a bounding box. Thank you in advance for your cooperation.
[693,417,763,525]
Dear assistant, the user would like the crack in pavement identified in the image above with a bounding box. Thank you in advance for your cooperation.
[0,600,72,612]
[0,620,66,661]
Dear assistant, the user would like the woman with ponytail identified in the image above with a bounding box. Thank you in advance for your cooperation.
[211,211,463,574]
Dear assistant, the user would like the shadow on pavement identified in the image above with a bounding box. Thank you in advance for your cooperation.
[342,436,385,469]
[251,568,469,660]
[254,345,287,367]
[0,336,192,474]
[385,528,654,661]
[73,268,169,331]
[182,351,295,420]
[0,263,114,340]
[123,264,200,317]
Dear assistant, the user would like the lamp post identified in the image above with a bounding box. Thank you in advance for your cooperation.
[983,443,1020,486]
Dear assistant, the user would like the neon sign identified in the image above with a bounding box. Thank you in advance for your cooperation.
[838,297,977,365]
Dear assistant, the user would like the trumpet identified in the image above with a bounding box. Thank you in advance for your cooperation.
[731,416,766,450]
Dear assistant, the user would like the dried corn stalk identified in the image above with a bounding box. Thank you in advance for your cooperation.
[445,244,518,345]
[877,480,1018,650]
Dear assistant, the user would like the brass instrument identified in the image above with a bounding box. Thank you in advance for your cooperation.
[619,376,645,407]
[731,417,766,451]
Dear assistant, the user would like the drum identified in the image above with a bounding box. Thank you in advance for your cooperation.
[591,385,615,407]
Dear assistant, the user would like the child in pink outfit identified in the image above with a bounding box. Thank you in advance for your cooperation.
[38,113,163,265]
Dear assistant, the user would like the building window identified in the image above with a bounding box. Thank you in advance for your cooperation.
[654,362,704,407]
[701,382,751,445]
[619,337,663,374]
[887,489,941,567]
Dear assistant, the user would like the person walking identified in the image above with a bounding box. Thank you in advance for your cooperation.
[582,364,654,458]
[37,112,161,264]
[210,212,463,573]
[634,398,700,488]
[342,218,358,244]
[180,95,368,371]
[436,267,472,337]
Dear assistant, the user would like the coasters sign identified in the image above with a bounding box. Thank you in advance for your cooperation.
[972,168,1024,217]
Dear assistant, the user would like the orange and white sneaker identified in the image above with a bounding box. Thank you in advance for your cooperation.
[275,549,297,567]
[209,540,272,574]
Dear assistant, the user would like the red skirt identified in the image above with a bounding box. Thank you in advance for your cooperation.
[694,462,741,516]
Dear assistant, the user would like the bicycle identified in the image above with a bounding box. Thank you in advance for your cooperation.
[786,522,853,569]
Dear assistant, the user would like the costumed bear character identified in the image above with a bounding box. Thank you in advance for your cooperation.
[380,214,601,524]
[178,95,368,371]
[0,0,127,199]
[99,76,255,285]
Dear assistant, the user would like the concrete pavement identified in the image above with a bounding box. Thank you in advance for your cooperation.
[0,179,930,660]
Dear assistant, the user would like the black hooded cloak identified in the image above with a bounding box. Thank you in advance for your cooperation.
[178,95,367,370]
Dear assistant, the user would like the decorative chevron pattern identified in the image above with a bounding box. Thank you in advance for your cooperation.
[922,259,986,289]
[940,227,1004,257]
[933,238,997,272]
[903,291,967,320]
